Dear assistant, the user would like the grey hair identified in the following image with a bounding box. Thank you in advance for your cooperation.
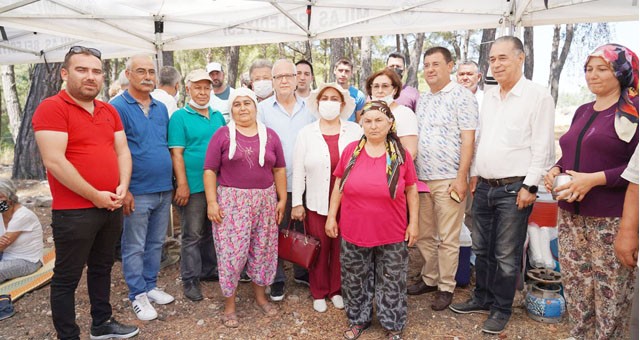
[158,66,181,87]
[459,60,479,70]
[0,178,18,203]
[117,70,129,87]
[272,59,296,76]
[249,59,273,77]
[125,54,157,72]
[494,36,525,55]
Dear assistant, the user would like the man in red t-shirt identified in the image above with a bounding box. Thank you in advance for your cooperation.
[32,46,138,340]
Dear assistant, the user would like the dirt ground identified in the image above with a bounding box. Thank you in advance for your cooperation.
[1,169,572,340]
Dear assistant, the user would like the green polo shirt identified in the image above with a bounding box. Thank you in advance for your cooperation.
[168,104,226,193]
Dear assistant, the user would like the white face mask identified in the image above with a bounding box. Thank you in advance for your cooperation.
[189,99,209,110]
[373,94,395,106]
[253,80,273,98]
[318,100,342,120]
[173,92,180,102]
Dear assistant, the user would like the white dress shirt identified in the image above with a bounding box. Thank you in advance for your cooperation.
[292,120,362,215]
[472,77,555,186]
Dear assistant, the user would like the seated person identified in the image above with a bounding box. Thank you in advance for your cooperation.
[0,179,43,283]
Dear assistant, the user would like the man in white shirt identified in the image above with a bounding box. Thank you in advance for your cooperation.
[409,47,478,312]
[151,66,181,118]
[456,60,484,108]
[449,36,555,335]
[206,62,234,122]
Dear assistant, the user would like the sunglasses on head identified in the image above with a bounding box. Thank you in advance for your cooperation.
[67,46,102,59]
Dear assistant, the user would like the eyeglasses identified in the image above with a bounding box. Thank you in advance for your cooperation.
[273,74,296,81]
[67,46,102,59]
[371,83,393,91]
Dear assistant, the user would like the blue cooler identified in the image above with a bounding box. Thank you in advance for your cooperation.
[456,224,472,287]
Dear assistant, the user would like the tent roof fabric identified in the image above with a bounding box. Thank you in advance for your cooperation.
[0,0,637,65]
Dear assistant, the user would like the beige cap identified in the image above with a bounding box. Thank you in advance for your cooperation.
[185,69,212,83]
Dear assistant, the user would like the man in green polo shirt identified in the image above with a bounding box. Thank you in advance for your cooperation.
[168,69,226,301]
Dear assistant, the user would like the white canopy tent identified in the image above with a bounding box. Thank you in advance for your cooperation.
[0,0,637,65]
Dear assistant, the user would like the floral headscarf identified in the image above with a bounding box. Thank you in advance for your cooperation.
[339,101,405,199]
[585,43,639,142]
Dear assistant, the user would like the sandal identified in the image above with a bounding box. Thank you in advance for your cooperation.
[343,322,371,340]
[255,301,278,316]
[221,312,239,328]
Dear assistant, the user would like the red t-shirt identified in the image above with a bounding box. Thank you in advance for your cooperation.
[333,141,417,247]
[32,90,124,210]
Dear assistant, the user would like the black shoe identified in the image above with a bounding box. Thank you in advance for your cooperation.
[407,281,437,295]
[293,274,310,287]
[482,311,510,334]
[200,273,219,282]
[431,291,453,311]
[269,282,285,301]
[449,298,490,314]
[239,272,251,283]
[90,317,139,339]
[183,279,203,301]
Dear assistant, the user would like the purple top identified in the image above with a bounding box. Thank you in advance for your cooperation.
[204,126,286,189]
[395,84,420,112]
[556,97,638,217]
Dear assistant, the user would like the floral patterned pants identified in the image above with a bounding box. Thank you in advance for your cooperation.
[558,209,635,340]
[212,185,279,297]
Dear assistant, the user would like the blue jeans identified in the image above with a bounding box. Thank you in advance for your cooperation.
[122,190,172,300]
[471,181,532,316]
[179,192,217,282]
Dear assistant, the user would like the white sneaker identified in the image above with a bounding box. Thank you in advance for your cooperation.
[331,295,344,309]
[313,299,327,313]
[147,288,174,305]
[132,293,157,321]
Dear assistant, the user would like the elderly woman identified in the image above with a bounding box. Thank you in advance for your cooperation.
[0,179,43,283]
[204,88,286,328]
[325,101,418,340]
[544,44,638,339]
[365,68,418,159]
[291,83,362,313]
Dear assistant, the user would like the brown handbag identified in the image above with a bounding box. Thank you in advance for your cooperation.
[278,220,321,269]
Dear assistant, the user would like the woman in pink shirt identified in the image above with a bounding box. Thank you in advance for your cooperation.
[325,101,418,340]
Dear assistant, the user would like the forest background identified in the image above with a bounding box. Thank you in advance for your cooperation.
[0,21,638,180]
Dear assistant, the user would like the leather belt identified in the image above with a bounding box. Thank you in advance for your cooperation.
[478,176,525,187]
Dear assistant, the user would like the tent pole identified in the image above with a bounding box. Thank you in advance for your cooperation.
[154,16,164,68]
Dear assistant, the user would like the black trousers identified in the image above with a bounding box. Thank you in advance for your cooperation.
[50,208,122,340]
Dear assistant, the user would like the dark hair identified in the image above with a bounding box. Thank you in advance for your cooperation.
[295,59,314,76]
[365,68,403,99]
[334,58,353,70]
[423,46,453,63]
[63,46,102,69]
[386,52,406,66]
[494,36,525,55]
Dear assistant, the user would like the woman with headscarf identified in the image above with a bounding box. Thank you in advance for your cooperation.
[291,83,362,313]
[544,43,638,339]
[325,101,418,340]
[0,178,43,283]
[203,88,287,328]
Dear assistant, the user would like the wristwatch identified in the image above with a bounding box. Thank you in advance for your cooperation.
[521,184,538,194]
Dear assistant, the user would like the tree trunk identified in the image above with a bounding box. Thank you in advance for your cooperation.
[406,33,425,88]
[329,38,346,82]
[548,24,574,105]
[1,65,22,143]
[478,28,496,90]
[225,46,240,88]
[359,36,372,90]
[523,26,534,80]
[102,59,112,101]
[461,30,471,61]
[303,40,312,62]
[162,51,174,67]
[396,34,401,53]
[451,33,461,63]
[12,62,63,180]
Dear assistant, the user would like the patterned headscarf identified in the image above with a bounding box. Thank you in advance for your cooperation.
[585,43,639,142]
[339,101,406,199]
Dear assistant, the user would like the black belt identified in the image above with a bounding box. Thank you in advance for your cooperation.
[478,176,525,187]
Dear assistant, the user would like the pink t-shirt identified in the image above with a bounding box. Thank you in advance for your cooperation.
[334,141,417,247]
[204,126,285,189]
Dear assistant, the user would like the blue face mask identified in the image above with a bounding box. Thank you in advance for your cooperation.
[0,201,9,213]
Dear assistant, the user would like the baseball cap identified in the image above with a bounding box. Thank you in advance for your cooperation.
[185,69,212,83]
[206,62,223,73]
